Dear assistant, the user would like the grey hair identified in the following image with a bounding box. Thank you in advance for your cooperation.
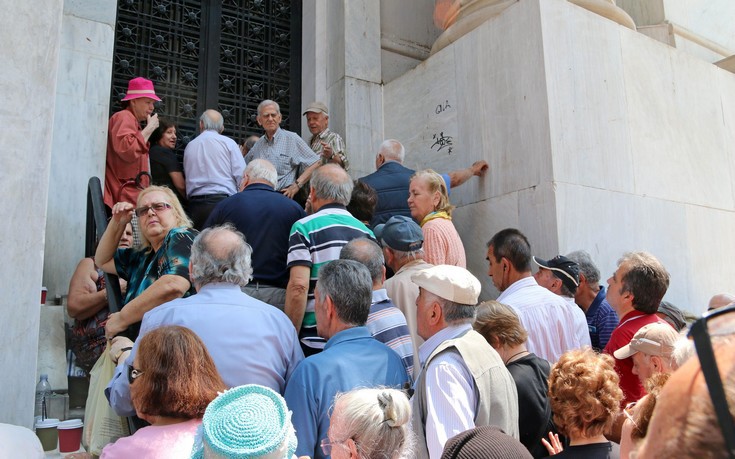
[244,135,259,151]
[258,99,280,116]
[566,250,601,285]
[672,332,695,369]
[331,388,415,459]
[200,110,224,133]
[378,139,405,163]
[383,244,425,263]
[317,260,372,326]
[340,238,384,284]
[311,164,353,206]
[429,292,476,324]
[190,224,253,288]
[245,159,278,188]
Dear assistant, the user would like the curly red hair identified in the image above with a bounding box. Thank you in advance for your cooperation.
[548,348,623,439]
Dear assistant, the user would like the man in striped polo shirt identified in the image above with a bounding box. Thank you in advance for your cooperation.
[285,164,375,355]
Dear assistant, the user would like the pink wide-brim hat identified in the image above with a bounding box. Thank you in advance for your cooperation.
[121,77,161,102]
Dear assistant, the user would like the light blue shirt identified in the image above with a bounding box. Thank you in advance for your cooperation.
[245,127,319,190]
[106,283,304,416]
[184,129,245,197]
[284,326,409,459]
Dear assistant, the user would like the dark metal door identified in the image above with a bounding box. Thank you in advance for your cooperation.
[109,0,301,148]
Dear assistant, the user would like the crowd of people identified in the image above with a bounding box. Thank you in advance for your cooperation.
[59,77,735,459]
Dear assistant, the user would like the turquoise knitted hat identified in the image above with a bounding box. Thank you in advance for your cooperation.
[191,384,297,459]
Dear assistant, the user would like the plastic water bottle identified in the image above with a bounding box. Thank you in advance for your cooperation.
[34,374,52,421]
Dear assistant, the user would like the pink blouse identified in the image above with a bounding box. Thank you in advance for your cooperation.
[422,217,467,268]
[100,418,201,459]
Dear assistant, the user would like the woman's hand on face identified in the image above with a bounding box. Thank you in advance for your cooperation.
[541,432,563,456]
[111,202,135,226]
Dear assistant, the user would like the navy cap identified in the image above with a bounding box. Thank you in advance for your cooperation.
[374,215,423,252]
[533,255,580,293]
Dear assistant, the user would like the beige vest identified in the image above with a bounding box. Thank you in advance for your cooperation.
[412,329,519,459]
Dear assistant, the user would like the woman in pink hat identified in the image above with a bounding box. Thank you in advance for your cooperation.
[104,77,161,212]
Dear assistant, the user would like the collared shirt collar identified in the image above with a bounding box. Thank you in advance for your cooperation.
[264,127,283,145]
[324,326,371,351]
[371,288,389,305]
[418,323,472,367]
[588,286,607,314]
[198,282,242,293]
[316,202,347,212]
[311,128,331,144]
[497,276,537,302]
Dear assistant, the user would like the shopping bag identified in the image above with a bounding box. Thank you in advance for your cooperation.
[82,344,130,454]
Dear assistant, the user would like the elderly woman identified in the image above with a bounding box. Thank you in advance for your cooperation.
[326,388,414,459]
[100,325,225,458]
[474,301,554,458]
[148,118,186,202]
[542,349,623,458]
[407,169,466,267]
[96,185,197,338]
[67,223,133,372]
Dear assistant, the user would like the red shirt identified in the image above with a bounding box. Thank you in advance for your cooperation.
[104,109,150,208]
[603,310,668,406]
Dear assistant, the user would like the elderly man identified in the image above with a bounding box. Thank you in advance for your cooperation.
[245,99,320,200]
[284,260,409,459]
[613,322,679,385]
[486,229,590,363]
[106,225,304,416]
[104,77,160,210]
[708,292,735,311]
[205,159,305,310]
[411,264,519,459]
[379,215,432,355]
[285,164,374,353]
[566,250,619,351]
[184,109,246,229]
[359,139,489,226]
[340,238,415,378]
[303,101,348,170]
[603,252,671,407]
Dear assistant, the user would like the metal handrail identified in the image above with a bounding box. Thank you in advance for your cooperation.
[86,177,124,313]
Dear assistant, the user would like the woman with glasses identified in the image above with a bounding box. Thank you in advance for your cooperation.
[325,387,414,459]
[95,185,197,339]
[100,325,225,458]
[542,348,623,458]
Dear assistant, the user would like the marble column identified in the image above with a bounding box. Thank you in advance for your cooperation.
[0,1,63,427]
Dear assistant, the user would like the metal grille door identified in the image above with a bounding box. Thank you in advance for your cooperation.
[109,0,301,148]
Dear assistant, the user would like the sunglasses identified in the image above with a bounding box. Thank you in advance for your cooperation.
[135,202,172,217]
[687,303,735,457]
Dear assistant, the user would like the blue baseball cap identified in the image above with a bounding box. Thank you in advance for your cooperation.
[374,215,424,252]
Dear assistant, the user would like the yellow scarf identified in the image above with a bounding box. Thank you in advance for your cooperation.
[420,211,451,227]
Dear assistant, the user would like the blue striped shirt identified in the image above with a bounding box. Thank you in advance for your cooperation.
[368,289,415,381]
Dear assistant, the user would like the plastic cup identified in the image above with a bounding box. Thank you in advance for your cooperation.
[57,419,84,453]
[41,287,48,304]
[35,418,60,451]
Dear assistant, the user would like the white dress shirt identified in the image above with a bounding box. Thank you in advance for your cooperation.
[498,276,591,362]
[416,323,477,459]
[184,130,245,197]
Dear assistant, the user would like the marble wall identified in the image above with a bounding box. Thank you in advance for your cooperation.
[42,0,117,302]
[0,1,63,427]
[382,0,735,312]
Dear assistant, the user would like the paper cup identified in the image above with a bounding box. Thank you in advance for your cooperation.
[41,287,48,304]
[35,418,59,451]
[57,419,84,453]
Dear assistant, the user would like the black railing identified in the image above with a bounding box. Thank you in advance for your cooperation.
[86,177,124,314]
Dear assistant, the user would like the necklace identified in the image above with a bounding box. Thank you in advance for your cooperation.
[504,350,529,365]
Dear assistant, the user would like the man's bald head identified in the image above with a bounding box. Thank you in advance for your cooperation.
[190,224,253,288]
[200,109,224,133]
[708,293,735,311]
[311,164,353,206]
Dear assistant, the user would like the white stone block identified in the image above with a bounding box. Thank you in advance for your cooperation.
[36,306,69,392]
[344,0,381,83]
[344,77,384,178]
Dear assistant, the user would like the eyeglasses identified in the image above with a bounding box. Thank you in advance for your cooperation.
[688,303,735,458]
[134,202,172,217]
[623,401,640,434]
[127,366,144,384]
[320,437,348,456]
